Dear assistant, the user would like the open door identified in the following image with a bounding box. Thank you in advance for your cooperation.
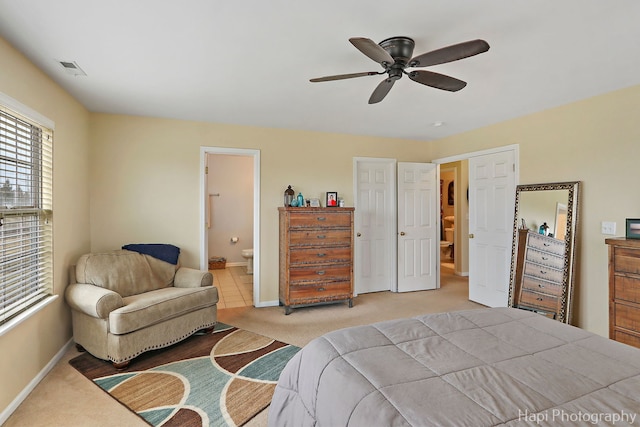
[468,150,516,306]
[397,162,438,292]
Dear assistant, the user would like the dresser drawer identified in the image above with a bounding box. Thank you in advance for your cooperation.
[519,289,559,312]
[614,248,640,275]
[289,211,351,229]
[289,264,351,283]
[289,281,352,302]
[526,233,565,256]
[613,329,640,348]
[289,229,351,246]
[523,263,563,283]
[290,246,351,265]
[521,276,563,296]
[525,248,564,270]
[614,302,640,333]
[614,275,640,304]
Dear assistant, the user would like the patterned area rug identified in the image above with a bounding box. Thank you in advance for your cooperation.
[69,324,300,427]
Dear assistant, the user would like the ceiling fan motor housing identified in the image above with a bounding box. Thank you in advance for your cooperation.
[378,36,415,65]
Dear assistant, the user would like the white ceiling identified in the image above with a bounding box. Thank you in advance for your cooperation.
[1,0,639,141]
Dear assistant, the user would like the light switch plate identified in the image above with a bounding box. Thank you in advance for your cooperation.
[601,221,616,235]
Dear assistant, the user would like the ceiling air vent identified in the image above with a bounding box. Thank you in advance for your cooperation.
[58,60,87,77]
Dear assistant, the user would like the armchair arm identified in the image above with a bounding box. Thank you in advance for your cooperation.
[174,267,213,288]
[65,283,124,319]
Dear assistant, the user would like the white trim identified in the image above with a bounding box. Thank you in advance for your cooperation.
[254,299,279,308]
[0,295,58,337]
[433,144,519,165]
[0,92,55,129]
[199,147,261,307]
[0,338,73,425]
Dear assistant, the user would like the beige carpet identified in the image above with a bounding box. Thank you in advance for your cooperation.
[5,267,480,427]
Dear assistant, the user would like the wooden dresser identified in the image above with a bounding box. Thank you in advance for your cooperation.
[606,238,640,348]
[278,207,354,315]
[513,229,566,319]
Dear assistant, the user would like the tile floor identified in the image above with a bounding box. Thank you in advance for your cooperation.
[210,265,253,308]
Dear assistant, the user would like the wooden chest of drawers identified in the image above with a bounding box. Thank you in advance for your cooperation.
[606,238,640,348]
[278,207,354,315]
[514,229,566,319]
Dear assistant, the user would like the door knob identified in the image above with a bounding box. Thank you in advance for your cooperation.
[469,233,474,238]
[400,232,406,236]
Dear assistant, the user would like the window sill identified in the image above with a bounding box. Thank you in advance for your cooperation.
[0,295,59,338]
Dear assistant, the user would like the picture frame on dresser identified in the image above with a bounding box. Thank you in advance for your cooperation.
[326,192,338,207]
[626,218,640,239]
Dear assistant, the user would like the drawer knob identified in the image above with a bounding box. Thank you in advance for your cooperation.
[317,287,326,292]
[317,270,326,275]
[543,242,550,246]
[536,297,543,301]
[538,284,544,288]
[317,235,326,239]
[317,217,326,221]
[317,253,326,257]
[539,270,547,274]
[541,256,549,260]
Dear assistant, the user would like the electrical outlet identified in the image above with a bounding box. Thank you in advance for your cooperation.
[601,221,617,235]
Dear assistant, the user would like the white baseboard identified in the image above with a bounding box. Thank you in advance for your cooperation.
[254,299,279,308]
[0,339,74,425]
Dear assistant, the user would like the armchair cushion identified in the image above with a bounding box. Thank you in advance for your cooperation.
[75,250,176,297]
[110,286,218,334]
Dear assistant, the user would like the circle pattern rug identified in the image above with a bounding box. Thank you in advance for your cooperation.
[69,323,300,427]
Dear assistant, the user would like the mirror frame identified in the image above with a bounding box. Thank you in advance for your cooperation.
[508,181,580,323]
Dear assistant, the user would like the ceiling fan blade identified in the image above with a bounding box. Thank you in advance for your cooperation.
[349,37,395,66]
[409,39,490,67]
[368,78,395,104]
[310,71,381,82]
[408,70,467,92]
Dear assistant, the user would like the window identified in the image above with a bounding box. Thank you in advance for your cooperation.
[0,99,53,328]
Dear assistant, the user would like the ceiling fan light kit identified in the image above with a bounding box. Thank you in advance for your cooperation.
[310,36,490,104]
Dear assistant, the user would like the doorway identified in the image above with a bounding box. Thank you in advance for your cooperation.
[199,147,260,307]
[434,144,518,307]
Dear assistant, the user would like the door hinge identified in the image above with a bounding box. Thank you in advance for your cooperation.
[205,166,208,174]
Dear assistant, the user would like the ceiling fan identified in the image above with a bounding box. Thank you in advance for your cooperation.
[310,36,490,104]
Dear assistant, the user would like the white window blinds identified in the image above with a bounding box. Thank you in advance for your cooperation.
[0,103,53,327]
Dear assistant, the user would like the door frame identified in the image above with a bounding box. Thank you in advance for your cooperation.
[432,144,519,291]
[199,146,261,307]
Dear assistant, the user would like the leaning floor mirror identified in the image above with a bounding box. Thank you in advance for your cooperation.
[508,181,580,323]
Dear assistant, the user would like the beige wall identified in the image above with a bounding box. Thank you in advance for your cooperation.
[429,84,640,336]
[0,39,91,412]
[88,114,431,302]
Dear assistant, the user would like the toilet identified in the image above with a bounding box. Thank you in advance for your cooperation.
[442,216,455,260]
[241,248,253,274]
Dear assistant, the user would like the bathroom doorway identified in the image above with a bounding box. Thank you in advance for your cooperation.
[199,147,260,307]
[439,161,469,291]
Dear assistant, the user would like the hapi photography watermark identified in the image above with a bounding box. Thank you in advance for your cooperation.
[519,409,637,425]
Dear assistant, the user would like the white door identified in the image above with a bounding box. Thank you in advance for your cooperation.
[397,162,438,292]
[354,158,396,294]
[468,151,516,306]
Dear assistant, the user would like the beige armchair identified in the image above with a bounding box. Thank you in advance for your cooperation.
[65,249,218,368]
